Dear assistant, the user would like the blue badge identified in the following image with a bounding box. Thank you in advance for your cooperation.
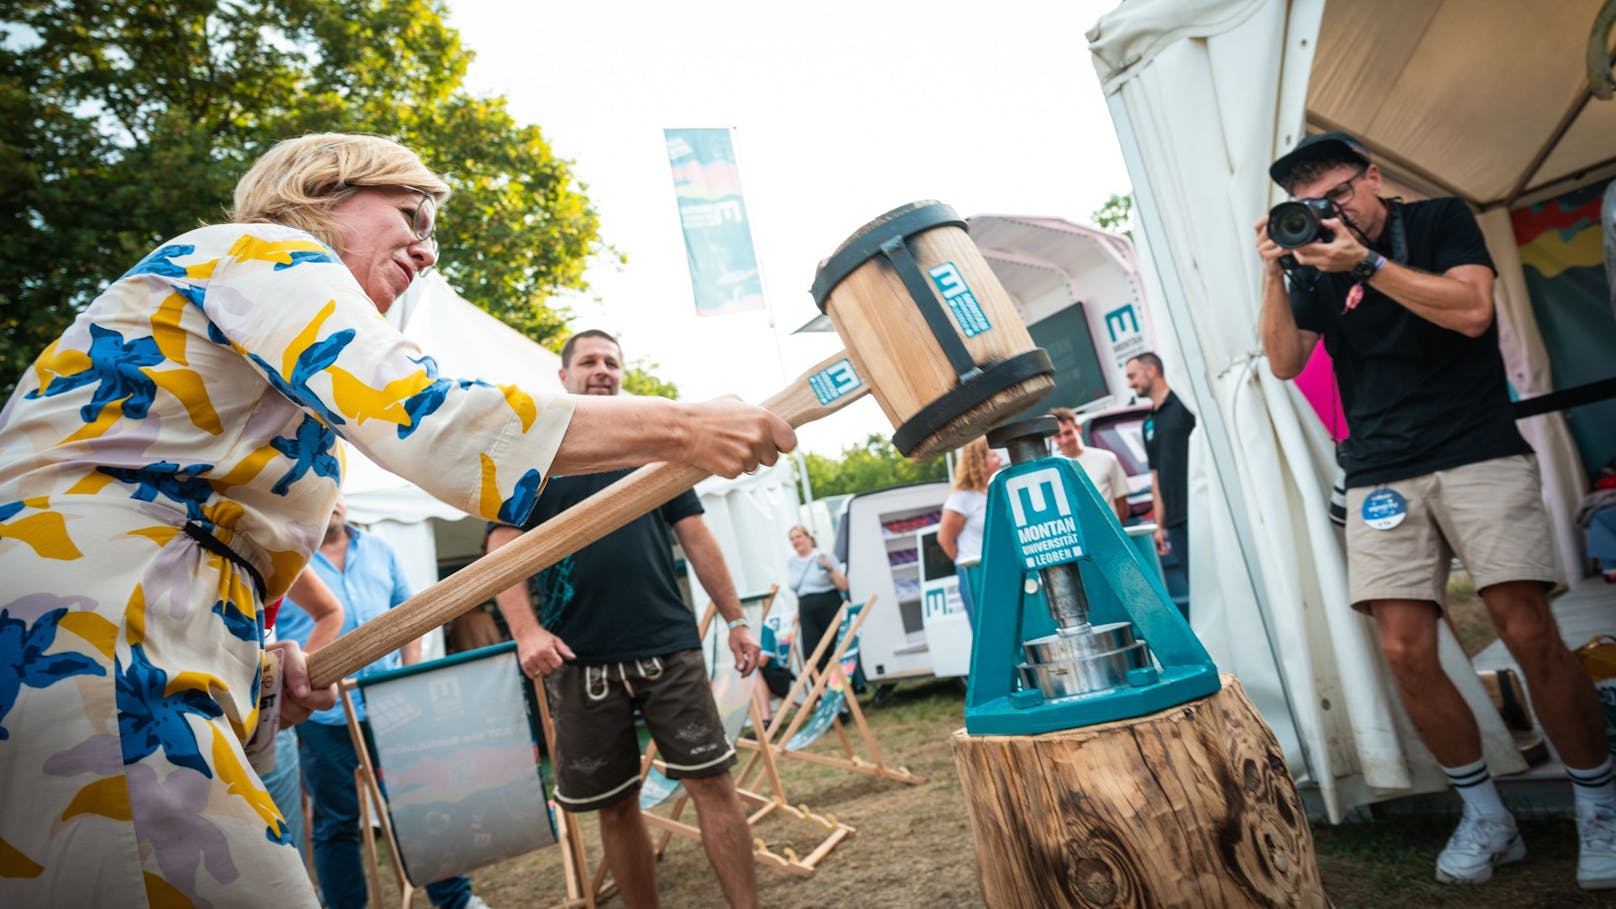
[1361,488,1407,531]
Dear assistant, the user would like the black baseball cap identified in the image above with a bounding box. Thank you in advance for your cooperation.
[1269,131,1372,188]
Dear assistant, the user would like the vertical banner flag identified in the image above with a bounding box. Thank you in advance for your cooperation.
[664,128,766,316]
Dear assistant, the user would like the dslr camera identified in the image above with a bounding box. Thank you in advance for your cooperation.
[1266,197,1336,249]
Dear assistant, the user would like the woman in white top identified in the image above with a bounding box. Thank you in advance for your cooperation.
[937,436,1002,624]
[787,524,849,675]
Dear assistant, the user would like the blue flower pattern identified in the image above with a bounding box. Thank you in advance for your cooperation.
[99,461,216,522]
[0,609,107,741]
[26,324,164,423]
[247,329,355,428]
[115,643,223,778]
[269,415,341,495]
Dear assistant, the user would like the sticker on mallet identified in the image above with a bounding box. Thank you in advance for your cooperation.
[807,357,862,405]
[927,261,991,337]
[1361,488,1407,531]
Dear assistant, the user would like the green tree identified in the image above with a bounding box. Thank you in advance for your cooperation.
[1091,192,1134,240]
[620,364,680,400]
[802,434,949,499]
[0,0,606,397]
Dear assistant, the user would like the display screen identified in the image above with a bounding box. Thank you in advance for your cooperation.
[919,528,956,582]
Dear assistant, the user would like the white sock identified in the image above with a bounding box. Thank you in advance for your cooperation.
[1568,757,1616,810]
[1442,758,1511,820]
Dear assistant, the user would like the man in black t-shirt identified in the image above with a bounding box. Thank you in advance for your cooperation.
[1126,352,1196,617]
[486,330,762,909]
[1256,132,1614,891]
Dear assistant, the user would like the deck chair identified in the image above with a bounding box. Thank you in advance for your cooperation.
[576,588,851,891]
[340,642,595,909]
[736,595,924,788]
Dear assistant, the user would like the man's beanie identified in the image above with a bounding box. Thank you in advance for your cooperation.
[1269,131,1372,188]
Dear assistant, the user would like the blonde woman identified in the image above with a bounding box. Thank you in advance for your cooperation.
[0,132,793,907]
[937,437,1002,623]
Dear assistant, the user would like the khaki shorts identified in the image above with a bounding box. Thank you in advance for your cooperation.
[1346,454,1558,612]
[543,648,734,812]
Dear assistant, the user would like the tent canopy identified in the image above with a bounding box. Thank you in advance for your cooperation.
[1306,0,1616,209]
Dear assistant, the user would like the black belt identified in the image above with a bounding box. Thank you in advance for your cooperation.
[183,522,268,601]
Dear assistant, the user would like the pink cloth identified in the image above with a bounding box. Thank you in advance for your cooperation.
[1295,344,1349,441]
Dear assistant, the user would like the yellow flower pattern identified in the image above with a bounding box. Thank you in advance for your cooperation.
[0,223,573,906]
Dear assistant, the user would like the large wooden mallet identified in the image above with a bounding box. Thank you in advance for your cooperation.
[307,199,1054,689]
[309,351,869,688]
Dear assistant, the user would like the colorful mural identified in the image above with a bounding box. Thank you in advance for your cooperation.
[1511,179,1616,479]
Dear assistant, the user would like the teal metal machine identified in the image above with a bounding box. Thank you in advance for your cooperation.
[963,416,1221,735]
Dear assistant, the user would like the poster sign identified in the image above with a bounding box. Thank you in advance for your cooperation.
[665,128,765,316]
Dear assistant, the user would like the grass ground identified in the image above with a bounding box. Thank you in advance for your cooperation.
[379,574,1595,907]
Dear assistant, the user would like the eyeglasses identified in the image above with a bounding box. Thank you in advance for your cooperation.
[1309,167,1368,207]
[398,186,436,243]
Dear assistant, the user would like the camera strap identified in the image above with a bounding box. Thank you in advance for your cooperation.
[1384,199,1408,264]
[1343,199,1407,313]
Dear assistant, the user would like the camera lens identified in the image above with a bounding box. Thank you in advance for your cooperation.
[1267,201,1321,249]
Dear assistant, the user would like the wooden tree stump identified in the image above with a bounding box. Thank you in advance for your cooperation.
[951,675,1327,908]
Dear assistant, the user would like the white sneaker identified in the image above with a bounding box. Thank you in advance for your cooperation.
[464,897,493,909]
[1578,802,1616,890]
[1435,809,1525,884]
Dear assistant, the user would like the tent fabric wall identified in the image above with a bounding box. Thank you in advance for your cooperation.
[1476,208,1591,584]
[1089,0,1526,821]
[691,461,805,673]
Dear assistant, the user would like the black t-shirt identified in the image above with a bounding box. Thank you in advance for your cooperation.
[1143,391,1196,528]
[505,469,704,663]
[1288,197,1530,488]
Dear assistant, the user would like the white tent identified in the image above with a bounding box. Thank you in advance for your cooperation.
[968,215,1159,405]
[1087,0,1613,820]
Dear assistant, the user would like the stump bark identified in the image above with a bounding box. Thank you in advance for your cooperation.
[951,675,1327,908]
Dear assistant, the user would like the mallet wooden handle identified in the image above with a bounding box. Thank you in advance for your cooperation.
[307,351,870,689]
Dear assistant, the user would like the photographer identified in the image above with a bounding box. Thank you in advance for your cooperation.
[1254,132,1614,890]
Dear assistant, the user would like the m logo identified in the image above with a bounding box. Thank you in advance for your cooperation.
[808,358,863,405]
[1006,467,1085,569]
[1104,304,1140,343]
[1004,468,1072,526]
[927,261,991,337]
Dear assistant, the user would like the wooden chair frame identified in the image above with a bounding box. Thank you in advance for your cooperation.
[735,595,924,790]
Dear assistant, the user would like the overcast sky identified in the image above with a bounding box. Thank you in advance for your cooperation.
[443,0,1129,455]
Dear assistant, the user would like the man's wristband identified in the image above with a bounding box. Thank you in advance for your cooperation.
[726,617,750,631]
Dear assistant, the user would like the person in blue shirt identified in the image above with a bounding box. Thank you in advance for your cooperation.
[278,497,491,909]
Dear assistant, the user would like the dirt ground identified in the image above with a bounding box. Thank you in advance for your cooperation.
[370,574,1599,908]
[440,681,1603,908]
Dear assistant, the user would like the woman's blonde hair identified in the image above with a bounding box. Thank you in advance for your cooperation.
[952,437,993,492]
[787,524,816,547]
[230,133,452,250]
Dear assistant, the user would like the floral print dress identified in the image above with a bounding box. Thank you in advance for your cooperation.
[0,223,573,907]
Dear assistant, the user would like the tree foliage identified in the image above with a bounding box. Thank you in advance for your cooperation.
[802,434,949,499]
[620,365,680,400]
[0,0,608,398]
[1091,192,1134,240]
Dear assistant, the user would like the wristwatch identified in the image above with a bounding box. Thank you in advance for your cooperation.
[1350,252,1387,282]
